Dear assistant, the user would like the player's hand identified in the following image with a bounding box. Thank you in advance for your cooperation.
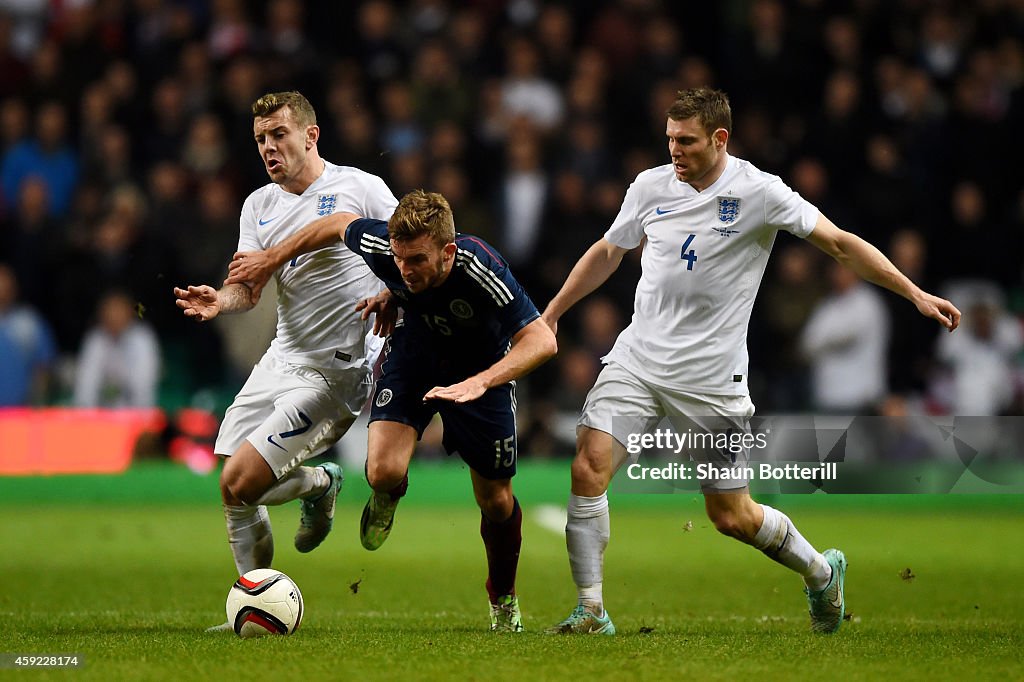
[423,377,488,404]
[916,293,961,332]
[355,289,398,337]
[173,285,220,322]
[225,250,275,301]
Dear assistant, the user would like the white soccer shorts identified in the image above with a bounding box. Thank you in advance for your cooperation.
[578,361,755,491]
[215,354,374,479]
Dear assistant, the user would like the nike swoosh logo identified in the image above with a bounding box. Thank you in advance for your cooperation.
[266,410,312,451]
[828,592,843,609]
[258,216,279,226]
[655,207,676,215]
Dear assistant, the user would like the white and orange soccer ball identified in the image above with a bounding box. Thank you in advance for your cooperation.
[225,569,304,638]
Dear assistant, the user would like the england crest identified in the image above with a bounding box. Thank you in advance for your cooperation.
[317,194,338,216]
[717,197,740,224]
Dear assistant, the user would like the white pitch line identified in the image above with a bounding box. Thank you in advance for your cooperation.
[533,504,567,535]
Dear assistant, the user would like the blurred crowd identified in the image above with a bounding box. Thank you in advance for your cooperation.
[0,0,1022,456]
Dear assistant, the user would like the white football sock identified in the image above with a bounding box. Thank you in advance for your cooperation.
[253,466,329,506]
[224,504,274,575]
[754,504,831,590]
[566,493,610,613]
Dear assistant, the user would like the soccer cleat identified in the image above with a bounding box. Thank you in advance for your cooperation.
[489,594,524,632]
[359,491,399,550]
[806,548,847,634]
[294,462,343,553]
[205,621,233,633]
[544,605,616,635]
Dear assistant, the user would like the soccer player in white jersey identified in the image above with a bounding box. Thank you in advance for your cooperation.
[542,88,961,635]
[173,92,398,627]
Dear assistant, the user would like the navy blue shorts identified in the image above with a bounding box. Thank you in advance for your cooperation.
[369,346,518,480]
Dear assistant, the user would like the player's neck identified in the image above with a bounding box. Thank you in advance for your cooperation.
[688,152,729,193]
[282,154,326,195]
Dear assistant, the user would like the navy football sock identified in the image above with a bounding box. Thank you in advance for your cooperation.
[481,497,522,603]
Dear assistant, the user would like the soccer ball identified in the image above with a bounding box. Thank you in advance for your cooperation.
[225,569,304,638]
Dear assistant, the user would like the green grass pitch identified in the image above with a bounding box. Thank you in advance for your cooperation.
[1,462,1021,681]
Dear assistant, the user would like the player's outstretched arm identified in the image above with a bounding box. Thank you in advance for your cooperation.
[173,283,257,322]
[542,238,629,335]
[225,212,363,296]
[806,213,961,332]
[423,318,557,404]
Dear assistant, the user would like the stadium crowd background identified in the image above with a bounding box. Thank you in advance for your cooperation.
[0,0,1022,457]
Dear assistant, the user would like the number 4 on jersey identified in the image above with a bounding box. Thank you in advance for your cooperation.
[680,233,697,270]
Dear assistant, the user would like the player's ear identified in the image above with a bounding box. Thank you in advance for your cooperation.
[442,242,457,259]
[306,124,319,149]
[712,127,729,150]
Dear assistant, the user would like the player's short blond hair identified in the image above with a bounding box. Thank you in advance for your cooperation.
[388,190,456,247]
[251,91,317,127]
[667,88,732,136]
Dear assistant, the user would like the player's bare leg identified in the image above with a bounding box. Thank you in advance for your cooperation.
[546,426,624,635]
[703,490,846,633]
[471,472,523,632]
[359,420,416,550]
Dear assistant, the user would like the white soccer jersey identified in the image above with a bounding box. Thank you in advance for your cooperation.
[238,161,398,369]
[603,155,818,397]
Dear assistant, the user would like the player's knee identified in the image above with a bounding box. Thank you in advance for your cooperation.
[220,463,265,506]
[571,448,611,496]
[477,487,513,521]
[709,509,744,539]
[707,507,756,542]
[365,458,406,492]
[219,466,239,503]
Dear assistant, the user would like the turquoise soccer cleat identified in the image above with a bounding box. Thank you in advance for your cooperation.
[544,605,616,635]
[806,548,847,633]
[294,462,343,553]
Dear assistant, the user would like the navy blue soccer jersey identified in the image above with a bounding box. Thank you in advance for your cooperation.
[345,218,541,381]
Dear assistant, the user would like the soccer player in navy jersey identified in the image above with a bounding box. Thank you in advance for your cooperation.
[226,189,557,632]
